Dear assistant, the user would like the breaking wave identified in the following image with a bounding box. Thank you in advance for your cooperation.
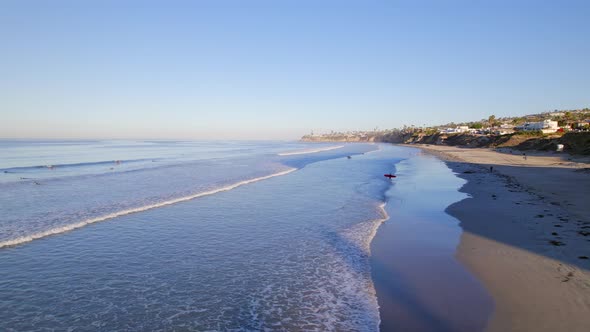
[1,158,157,173]
[0,168,296,249]
[277,145,344,156]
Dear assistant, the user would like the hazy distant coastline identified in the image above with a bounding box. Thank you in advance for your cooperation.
[302,108,590,155]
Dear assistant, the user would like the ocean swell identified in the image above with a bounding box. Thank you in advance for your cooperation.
[0,168,296,249]
[277,145,344,156]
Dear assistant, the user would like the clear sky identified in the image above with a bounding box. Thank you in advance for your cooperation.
[1,0,589,140]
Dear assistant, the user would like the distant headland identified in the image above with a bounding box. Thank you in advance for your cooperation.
[302,108,590,155]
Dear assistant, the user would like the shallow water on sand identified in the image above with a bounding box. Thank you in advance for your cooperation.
[371,153,493,332]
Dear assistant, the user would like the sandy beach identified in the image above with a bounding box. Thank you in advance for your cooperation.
[413,145,590,332]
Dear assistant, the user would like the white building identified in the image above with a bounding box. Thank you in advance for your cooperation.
[440,126,470,134]
[515,120,559,133]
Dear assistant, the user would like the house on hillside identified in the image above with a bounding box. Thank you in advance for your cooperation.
[439,126,470,134]
[515,120,559,133]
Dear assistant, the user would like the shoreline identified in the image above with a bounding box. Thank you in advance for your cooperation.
[370,152,493,331]
[411,145,590,331]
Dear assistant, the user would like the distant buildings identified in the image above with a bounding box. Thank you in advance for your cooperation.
[439,126,471,134]
[515,120,559,133]
[549,112,565,117]
[303,109,589,142]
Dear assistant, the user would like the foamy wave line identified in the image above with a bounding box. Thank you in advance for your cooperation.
[337,201,389,331]
[342,202,389,257]
[277,145,344,156]
[365,144,383,154]
[366,202,389,330]
[0,168,297,249]
[367,203,389,255]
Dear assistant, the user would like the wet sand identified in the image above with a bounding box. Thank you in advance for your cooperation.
[371,153,493,331]
[413,145,590,332]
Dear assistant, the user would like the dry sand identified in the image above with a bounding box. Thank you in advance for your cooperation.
[412,145,590,332]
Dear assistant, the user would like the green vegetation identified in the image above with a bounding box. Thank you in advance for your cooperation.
[514,130,544,137]
[301,108,590,154]
[511,117,527,125]
[423,128,438,135]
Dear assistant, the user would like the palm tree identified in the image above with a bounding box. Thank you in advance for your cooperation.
[488,115,496,127]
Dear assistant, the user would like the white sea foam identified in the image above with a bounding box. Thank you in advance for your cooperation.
[277,145,344,156]
[364,144,383,154]
[337,201,389,330]
[0,168,297,249]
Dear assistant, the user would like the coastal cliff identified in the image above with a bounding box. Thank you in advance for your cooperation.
[302,132,590,155]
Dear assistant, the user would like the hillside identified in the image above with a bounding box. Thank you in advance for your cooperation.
[302,108,590,155]
[302,127,590,155]
[398,132,590,155]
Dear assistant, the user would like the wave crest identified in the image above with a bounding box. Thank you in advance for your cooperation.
[0,168,296,249]
[278,145,344,156]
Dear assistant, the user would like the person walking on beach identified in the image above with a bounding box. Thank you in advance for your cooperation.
[523,153,527,160]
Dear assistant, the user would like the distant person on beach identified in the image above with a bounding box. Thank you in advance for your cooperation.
[523,153,527,160]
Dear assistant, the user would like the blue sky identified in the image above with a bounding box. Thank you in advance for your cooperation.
[1,0,589,139]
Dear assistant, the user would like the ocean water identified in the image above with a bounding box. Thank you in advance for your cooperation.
[0,140,416,331]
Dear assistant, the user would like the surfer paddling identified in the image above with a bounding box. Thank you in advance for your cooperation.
[384,173,396,179]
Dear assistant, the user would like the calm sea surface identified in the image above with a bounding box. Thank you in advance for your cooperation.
[0,140,417,331]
